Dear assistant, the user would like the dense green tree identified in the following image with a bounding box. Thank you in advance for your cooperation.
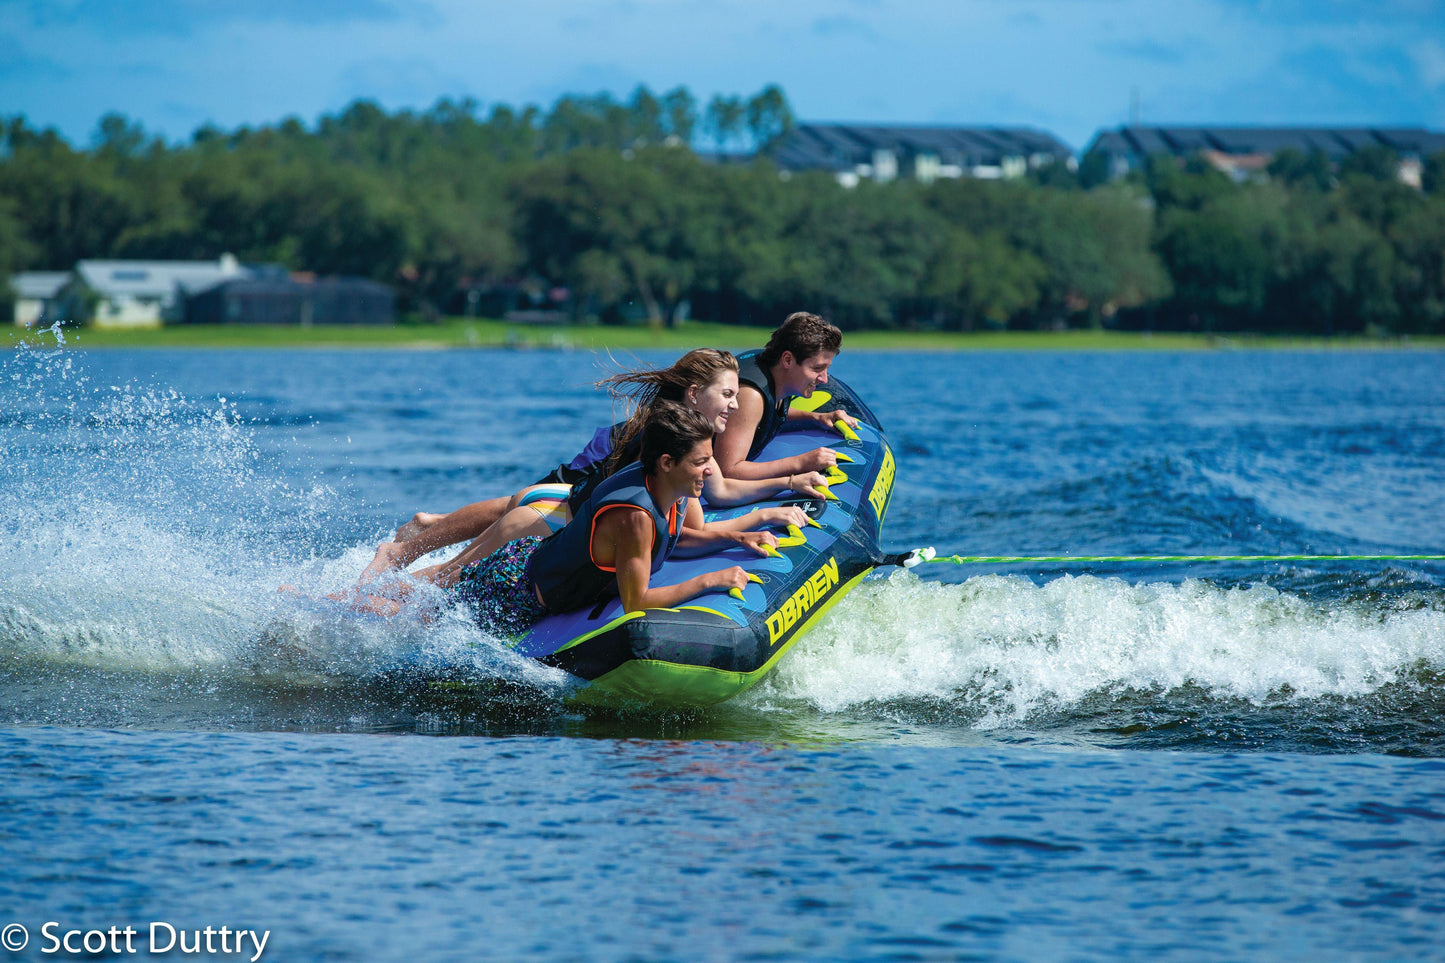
[514,146,713,326]
[1145,154,1234,212]
[1338,144,1400,183]
[924,228,1045,328]
[745,85,794,154]
[1076,149,1112,190]
[0,194,35,318]
[1028,158,1080,190]
[0,92,1437,335]
[1386,196,1445,333]
[1154,185,1287,329]
[1028,186,1170,324]
[922,179,1167,327]
[1267,147,1332,191]
[1424,151,1445,196]
[661,88,698,145]
[704,95,746,151]
[0,118,141,268]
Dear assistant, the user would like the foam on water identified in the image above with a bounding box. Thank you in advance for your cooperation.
[5,339,1442,740]
[751,569,1445,726]
[0,336,571,699]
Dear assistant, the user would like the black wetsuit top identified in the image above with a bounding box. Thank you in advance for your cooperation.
[735,350,788,459]
[526,462,685,615]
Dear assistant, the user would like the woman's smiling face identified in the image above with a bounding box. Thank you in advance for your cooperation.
[688,370,740,435]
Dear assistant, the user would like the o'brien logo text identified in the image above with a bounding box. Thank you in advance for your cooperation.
[766,556,840,644]
[868,446,895,522]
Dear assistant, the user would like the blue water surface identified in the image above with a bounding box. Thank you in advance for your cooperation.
[2,342,1444,960]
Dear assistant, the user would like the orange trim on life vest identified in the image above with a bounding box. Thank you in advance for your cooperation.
[587,496,679,573]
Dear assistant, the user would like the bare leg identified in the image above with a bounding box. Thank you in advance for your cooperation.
[394,512,444,542]
[352,508,553,615]
[427,506,558,587]
[359,495,512,585]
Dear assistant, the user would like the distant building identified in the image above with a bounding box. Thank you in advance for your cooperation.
[449,278,570,323]
[184,275,395,326]
[1086,126,1445,184]
[37,255,396,326]
[768,123,1075,187]
[59,254,250,327]
[9,271,69,327]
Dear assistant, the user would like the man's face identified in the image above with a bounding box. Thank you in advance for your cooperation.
[781,350,835,397]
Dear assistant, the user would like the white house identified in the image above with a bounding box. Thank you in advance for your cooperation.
[64,254,249,328]
[1085,126,1445,184]
[768,123,1075,188]
[9,271,70,327]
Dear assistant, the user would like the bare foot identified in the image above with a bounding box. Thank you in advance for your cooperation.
[394,511,443,543]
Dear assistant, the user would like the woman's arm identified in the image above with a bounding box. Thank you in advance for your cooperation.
[607,509,748,611]
[696,505,810,535]
[701,458,828,505]
[714,391,841,479]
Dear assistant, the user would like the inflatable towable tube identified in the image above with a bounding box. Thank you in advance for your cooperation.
[513,375,894,709]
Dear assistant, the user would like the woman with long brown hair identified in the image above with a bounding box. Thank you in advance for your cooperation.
[358,349,825,586]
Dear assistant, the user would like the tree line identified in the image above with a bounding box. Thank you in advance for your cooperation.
[3,85,1443,334]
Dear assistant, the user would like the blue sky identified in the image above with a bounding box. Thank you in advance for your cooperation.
[3,0,1443,152]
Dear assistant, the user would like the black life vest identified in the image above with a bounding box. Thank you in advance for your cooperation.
[564,428,643,515]
[526,462,685,615]
[735,350,788,458]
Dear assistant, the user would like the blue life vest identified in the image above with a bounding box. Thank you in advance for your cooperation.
[526,462,685,615]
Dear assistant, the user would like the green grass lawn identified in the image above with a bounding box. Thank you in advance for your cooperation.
[8,318,1443,351]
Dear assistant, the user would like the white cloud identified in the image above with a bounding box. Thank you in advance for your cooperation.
[1410,39,1445,88]
[2,0,1443,147]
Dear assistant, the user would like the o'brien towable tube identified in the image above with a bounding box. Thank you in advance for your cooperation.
[512,375,893,709]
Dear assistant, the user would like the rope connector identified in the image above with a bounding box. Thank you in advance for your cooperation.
[901,547,936,569]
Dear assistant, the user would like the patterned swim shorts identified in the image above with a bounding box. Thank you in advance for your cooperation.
[447,536,548,639]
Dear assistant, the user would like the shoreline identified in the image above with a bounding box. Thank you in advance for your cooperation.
[8,319,1444,352]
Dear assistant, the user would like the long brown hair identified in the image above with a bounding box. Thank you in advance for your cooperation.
[597,349,738,476]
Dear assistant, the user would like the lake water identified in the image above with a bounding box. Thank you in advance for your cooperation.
[2,337,1443,960]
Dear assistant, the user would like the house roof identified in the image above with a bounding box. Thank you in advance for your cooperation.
[201,276,395,297]
[771,123,1074,172]
[75,258,249,299]
[10,271,70,299]
[1088,126,1445,161]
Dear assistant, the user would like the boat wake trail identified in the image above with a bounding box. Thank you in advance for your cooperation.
[748,568,1445,751]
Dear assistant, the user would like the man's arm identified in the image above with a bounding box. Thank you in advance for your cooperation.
[788,407,860,431]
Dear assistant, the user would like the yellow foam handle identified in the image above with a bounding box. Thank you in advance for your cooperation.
[834,419,860,442]
[803,516,822,529]
[760,543,782,558]
[776,524,807,548]
[815,481,839,501]
[728,573,764,600]
[834,452,855,463]
[824,466,848,485]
